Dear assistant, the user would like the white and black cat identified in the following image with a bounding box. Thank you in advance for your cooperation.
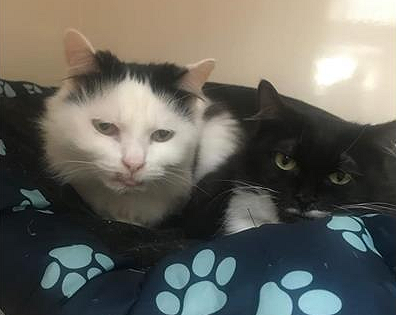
[183,79,396,237]
[40,29,241,227]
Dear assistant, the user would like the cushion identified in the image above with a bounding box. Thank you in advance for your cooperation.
[1,79,395,315]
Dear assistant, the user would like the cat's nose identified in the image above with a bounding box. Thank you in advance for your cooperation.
[122,158,145,173]
[295,192,317,206]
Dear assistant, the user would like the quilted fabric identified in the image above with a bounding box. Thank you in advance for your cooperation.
[1,79,395,315]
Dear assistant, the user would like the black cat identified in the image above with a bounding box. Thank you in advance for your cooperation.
[184,80,396,237]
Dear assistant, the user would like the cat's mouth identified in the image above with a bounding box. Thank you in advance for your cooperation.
[112,173,142,187]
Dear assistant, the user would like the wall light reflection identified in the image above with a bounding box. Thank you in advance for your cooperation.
[362,71,377,90]
[330,0,396,25]
[314,56,357,86]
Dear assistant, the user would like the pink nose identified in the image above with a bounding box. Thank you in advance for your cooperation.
[122,158,145,172]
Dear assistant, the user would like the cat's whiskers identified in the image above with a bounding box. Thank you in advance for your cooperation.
[54,165,99,182]
[51,159,120,175]
[342,125,368,154]
[216,179,279,194]
[335,202,396,216]
[207,183,277,212]
[160,176,190,190]
[50,159,97,167]
[332,205,356,216]
[203,186,240,210]
[347,202,396,208]
[49,157,118,182]
[381,141,396,158]
[230,186,276,201]
[164,168,209,195]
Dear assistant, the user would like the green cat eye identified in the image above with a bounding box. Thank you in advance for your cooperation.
[329,171,352,185]
[151,129,175,142]
[275,153,297,171]
[92,119,119,136]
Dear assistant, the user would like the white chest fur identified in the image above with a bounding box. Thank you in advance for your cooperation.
[73,176,191,226]
[223,190,279,234]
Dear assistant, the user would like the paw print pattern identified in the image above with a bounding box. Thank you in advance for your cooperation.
[12,188,53,214]
[156,249,236,315]
[256,270,342,315]
[326,216,381,256]
[40,244,114,298]
[23,83,43,94]
[0,139,5,156]
[0,80,16,97]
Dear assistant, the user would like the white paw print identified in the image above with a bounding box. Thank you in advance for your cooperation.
[12,188,53,214]
[156,249,236,315]
[326,216,381,256]
[0,139,6,156]
[23,83,42,94]
[256,270,342,315]
[0,80,16,97]
[40,244,114,298]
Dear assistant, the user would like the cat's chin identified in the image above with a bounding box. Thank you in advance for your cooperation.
[101,177,147,194]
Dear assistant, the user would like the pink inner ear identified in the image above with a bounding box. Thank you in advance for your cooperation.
[179,59,215,95]
[64,29,96,75]
[67,50,96,73]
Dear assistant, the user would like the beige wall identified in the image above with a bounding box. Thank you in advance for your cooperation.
[2,0,395,123]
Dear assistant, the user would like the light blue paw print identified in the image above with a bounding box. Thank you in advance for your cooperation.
[12,188,53,214]
[0,80,16,98]
[327,216,381,256]
[256,270,342,315]
[0,139,5,156]
[40,244,114,298]
[23,83,42,94]
[156,249,236,315]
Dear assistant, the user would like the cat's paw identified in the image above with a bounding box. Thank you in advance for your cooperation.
[326,216,381,256]
[256,270,342,315]
[0,80,16,98]
[40,244,114,298]
[156,249,236,315]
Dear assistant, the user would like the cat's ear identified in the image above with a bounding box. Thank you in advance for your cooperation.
[64,29,97,76]
[370,120,396,146]
[179,59,215,96]
[252,79,284,120]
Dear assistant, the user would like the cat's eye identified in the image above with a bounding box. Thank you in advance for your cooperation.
[92,119,119,136]
[275,152,297,171]
[328,171,352,185]
[151,129,175,142]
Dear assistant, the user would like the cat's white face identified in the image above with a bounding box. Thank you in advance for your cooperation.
[43,79,201,193]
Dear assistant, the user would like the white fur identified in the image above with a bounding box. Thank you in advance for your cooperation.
[304,210,329,218]
[223,190,279,234]
[285,208,329,218]
[41,78,206,226]
[194,112,241,182]
[224,195,330,234]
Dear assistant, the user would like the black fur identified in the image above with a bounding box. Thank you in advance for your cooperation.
[183,80,396,238]
[66,51,195,116]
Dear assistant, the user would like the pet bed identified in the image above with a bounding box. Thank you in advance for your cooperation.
[1,79,395,315]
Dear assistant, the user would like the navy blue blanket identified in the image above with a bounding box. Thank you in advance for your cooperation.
[1,79,395,315]
[1,183,395,315]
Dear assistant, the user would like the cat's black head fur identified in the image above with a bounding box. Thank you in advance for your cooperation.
[183,80,396,238]
[242,80,396,220]
[66,50,195,116]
